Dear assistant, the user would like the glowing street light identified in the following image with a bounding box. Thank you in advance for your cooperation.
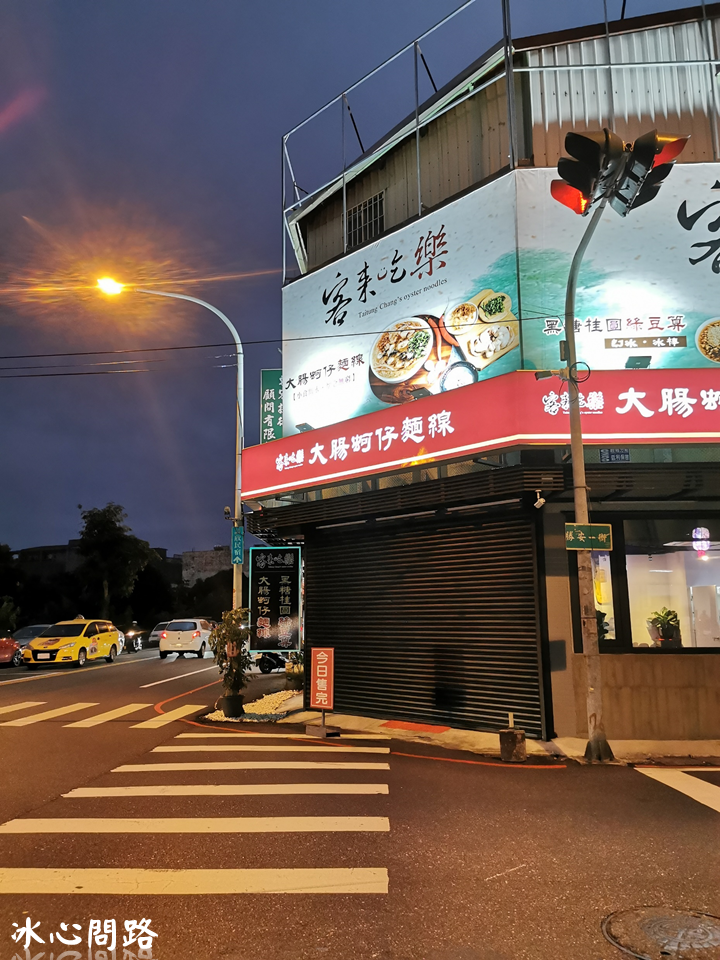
[97,277,245,610]
[96,277,125,296]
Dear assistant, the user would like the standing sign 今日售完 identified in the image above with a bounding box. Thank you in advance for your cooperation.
[249,546,301,652]
[309,647,334,712]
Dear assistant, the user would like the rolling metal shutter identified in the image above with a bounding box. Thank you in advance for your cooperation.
[304,514,545,738]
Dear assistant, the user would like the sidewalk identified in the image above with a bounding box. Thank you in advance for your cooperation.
[278,707,720,764]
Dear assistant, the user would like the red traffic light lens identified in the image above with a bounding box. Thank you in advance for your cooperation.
[654,134,689,166]
[551,180,589,215]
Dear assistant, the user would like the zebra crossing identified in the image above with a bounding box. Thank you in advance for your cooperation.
[0,699,205,727]
[0,723,392,895]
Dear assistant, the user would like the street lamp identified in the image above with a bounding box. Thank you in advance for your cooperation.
[96,278,245,610]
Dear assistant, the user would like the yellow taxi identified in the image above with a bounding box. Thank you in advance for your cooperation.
[23,619,121,669]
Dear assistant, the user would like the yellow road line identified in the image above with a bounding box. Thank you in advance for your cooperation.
[0,867,389,894]
[0,701,45,716]
[636,767,720,814]
[0,816,390,833]
[0,702,98,726]
[131,704,207,728]
[63,783,390,797]
[64,703,154,727]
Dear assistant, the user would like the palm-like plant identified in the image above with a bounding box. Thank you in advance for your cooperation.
[209,608,254,697]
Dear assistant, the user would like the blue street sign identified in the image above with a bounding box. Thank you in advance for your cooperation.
[231,525,244,564]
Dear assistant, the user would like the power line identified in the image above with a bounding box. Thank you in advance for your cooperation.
[0,312,559,363]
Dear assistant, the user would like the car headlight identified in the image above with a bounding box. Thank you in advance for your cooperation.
[58,642,76,650]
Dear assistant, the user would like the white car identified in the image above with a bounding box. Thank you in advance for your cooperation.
[158,619,213,659]
[147,622,169,647]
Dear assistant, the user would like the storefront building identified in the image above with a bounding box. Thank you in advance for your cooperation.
[245,4,720,740]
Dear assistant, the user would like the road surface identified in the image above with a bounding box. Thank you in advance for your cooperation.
[0,650,718,960]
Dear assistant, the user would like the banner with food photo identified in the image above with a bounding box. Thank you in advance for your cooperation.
[517,164,720,375]
[281,173,519,436]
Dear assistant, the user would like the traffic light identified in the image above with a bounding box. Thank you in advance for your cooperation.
[609,130,689,216]
[551,129,624,216]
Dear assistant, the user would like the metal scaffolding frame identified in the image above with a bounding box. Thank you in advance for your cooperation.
[281,0,720,282]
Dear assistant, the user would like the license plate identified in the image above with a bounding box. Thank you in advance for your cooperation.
[37,653,51,660]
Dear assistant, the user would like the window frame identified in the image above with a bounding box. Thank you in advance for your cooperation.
[345,192,385,250]
[567,511,720,654]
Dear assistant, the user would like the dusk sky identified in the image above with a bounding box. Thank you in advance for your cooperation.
[0,0,689,555]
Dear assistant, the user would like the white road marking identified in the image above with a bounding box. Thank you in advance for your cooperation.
[140,666,216,688]
[0,867,389,895]
[130,704,207,727]
[484,863,527,881]
[174,731,391,740]
[0,702,99,726]
[152,744,390,754]
[636,766,720,814]
[114,761,391,772]
[64,703,153,727]
[63,783,390,798]
[0,656,155,686]
[0,701,45,716]
[0,816,390,834]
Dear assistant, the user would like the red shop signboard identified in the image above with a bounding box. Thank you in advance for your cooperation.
[242,369,720,499]
[309,647,334,712]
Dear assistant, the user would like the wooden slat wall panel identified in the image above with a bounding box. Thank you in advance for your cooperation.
[304,516,545,736]
[303,80,510,271]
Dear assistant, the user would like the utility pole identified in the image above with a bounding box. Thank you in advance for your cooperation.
[549,127,689,761]
[563,199,613,762]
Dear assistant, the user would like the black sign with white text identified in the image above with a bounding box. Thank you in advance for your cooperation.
[249,546,302,652]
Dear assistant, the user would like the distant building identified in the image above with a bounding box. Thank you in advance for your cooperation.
[182,546,232,587]
[15,540,182,587]
[14,540,83,580]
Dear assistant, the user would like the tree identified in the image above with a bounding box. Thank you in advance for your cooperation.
[0,596,19,635]
[77,503,152,620]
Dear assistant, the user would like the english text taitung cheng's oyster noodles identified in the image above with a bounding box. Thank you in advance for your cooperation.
[371,319,433,381]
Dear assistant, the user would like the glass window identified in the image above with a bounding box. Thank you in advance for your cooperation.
[84,622,98,636]
[624,519,720,649]
[167,621,196,632]
[39,623,86,638]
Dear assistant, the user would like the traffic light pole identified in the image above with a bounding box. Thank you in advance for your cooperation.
[562,198,615,763]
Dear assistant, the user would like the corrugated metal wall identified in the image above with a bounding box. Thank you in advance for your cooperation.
[303,514,546,737]
[525,16,719,166]
[299,12,720,273]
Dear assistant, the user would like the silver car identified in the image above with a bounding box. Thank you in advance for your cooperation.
[158,619,212,659]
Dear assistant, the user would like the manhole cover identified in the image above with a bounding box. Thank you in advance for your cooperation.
[603,907,720,959]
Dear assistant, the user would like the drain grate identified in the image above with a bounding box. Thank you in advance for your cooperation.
[602,907,720,959]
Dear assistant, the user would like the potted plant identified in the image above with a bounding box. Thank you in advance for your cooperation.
[209,608,254,717]
[648,607,682,648]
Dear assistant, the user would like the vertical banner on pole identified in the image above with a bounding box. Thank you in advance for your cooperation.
[309,647,334,712]
[230,525,244,564]
[260,369,283,442]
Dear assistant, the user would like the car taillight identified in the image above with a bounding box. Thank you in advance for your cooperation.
[192,630,201,638]
[161,631,167,639]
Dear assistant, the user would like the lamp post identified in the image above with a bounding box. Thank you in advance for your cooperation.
[96,278,245,609]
